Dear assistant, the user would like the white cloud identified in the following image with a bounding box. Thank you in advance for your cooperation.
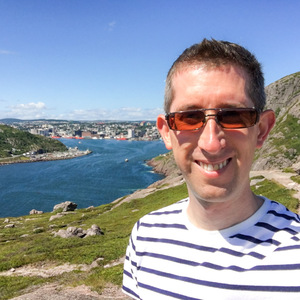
[60,107,164,121]
[0,103,163,121]
[4,102,48,119]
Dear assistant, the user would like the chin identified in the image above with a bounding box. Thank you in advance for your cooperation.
[189,186,232,204]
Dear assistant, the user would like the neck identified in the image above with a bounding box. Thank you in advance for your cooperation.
[186,191,263,231]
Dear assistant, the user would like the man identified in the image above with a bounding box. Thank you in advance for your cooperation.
[123,39,300,299]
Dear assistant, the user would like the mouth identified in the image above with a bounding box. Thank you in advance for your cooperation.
[196,158,231,172]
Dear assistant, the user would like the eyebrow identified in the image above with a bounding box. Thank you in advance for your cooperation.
[171,103,247,112]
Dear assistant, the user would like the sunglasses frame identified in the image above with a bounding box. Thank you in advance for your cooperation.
[165,107,260,131]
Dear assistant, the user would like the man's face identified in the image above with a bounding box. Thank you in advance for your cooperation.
[158,64,270,205]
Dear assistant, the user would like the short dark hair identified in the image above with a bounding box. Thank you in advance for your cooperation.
[164,39,265,113]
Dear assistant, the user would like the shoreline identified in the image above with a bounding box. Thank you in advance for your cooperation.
[0,149,92,166]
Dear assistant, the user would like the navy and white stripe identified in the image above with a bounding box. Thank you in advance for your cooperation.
[123,197,300,299]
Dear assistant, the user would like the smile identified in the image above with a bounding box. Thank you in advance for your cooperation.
[197,159,230,172]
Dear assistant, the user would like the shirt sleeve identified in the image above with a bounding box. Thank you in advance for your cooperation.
[122,222,140,299]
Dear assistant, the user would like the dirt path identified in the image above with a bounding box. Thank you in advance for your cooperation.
[7,260,130,300]
[10,283,130,300]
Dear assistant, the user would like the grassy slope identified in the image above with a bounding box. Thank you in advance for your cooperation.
[0,175,299,299]
[0,183,188,299]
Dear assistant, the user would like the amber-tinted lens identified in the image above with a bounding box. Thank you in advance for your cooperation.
[167,108,258,130]
[217,109,258,128]
[168,110,206,130]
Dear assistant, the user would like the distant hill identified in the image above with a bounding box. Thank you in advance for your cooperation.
[0,118,22,124]
[0,118,70,124]
[252,71,300,171]
[0,124,67,158]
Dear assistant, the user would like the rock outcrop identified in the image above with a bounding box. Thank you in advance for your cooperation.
[30,209,43,215]
[252,72,300,171]
[54,224,104,238]
[53,201,77,212]
[147,151,181,178]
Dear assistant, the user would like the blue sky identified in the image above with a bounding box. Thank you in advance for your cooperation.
[0,0,299,121]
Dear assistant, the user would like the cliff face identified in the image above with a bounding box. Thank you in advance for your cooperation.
[264,72,300,116]
[252,71,300,171]
[147,151,181,177]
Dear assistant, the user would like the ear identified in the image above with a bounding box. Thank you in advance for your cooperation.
[157,114,173,150]
[256,109,276,149]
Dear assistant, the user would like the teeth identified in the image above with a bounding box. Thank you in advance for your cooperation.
[199,159,229,171]
[207,164,213,171]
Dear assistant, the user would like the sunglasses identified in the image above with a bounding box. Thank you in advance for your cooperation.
[165,107,259,131]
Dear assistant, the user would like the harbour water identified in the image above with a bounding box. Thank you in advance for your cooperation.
[0,139,169,218]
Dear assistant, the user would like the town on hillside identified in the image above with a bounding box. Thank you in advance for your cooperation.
[3,119,161,141]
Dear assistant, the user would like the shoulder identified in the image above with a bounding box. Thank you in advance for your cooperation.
[266,198,300,223]
[260,197,300,235]
[131,198,189,234]
[139,197,188,221]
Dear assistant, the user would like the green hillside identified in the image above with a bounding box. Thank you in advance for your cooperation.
[0,175,299,299]
[0,124,67,158]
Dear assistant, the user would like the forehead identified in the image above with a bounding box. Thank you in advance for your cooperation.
[170,64,251,111]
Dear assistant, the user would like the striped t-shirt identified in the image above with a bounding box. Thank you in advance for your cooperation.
[123,197,300,299]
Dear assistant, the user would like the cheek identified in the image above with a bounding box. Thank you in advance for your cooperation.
[170,135,198,172]
[171,131,201,147]
[170,133,197,156]
[232,131,258,162]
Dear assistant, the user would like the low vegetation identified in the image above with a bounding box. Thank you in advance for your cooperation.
[271,114,300,159]
[0,183,187,299]
[0,176,298,299]
[251,178,299,212]
[0,124,67,158]
[291,175,300,184]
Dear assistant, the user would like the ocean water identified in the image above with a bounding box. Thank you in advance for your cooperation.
[0,139,169,218]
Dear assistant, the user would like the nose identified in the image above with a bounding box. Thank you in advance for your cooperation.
[197,117,226,154]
